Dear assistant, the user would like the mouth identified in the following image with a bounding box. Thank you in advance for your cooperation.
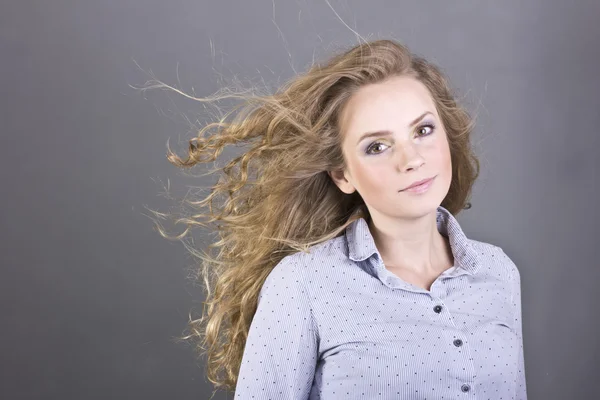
[400,176,436,192]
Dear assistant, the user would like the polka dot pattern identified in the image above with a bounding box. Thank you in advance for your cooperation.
[234,205,527,399]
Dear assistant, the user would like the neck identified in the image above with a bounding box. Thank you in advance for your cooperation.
[367,210,453,274]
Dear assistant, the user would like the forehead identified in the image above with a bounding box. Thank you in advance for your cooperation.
[339,75,436,136]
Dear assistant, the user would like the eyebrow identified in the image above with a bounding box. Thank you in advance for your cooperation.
[356,111,433,145]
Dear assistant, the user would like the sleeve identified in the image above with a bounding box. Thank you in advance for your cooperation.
[234,256,319,399]
[504,249,528,400]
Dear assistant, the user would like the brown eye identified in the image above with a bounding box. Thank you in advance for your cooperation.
[366,141,389,155]
[417,123,435,137]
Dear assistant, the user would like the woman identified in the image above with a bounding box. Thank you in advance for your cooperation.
[159,39,526,399]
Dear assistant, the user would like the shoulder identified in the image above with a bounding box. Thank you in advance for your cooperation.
[262,237,345,291]
[468,238,521,283]
[260,240,333,288]
[256,252,315,315]
[261,251,309,294]
[491,243,521,283]
[469,239,520,281]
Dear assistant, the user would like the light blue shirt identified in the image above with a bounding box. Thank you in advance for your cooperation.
[235,205,527,399]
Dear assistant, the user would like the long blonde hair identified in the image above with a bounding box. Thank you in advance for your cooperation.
[145,39,479,393]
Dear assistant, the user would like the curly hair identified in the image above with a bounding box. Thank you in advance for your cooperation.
[144,39,480,394]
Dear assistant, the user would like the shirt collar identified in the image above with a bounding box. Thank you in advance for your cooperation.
[344,205,480,275]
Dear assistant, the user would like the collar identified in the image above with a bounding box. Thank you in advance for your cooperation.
[344,205,480,275]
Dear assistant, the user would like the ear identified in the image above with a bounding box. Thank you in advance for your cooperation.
[327,169,357,194]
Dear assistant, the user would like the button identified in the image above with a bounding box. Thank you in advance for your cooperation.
[461,384,470,392]
[453,339,463,347]
[433,305,443,313]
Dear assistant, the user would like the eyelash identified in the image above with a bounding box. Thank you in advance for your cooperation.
[365,122,436,155]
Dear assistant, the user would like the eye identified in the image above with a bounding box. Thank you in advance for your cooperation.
[416,123,436,137]
[365,141,389,155]
[365,123,436,155]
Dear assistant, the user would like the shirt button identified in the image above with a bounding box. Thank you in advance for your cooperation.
[461,384,471,392]
[453,339,463,347]
[433,305,443,313]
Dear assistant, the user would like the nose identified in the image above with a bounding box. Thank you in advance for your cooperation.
[397,143,425,171]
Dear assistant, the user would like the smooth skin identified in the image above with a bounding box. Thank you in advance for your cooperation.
[328,75,455,290]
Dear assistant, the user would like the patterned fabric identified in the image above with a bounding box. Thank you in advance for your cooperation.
[235,205,527,399]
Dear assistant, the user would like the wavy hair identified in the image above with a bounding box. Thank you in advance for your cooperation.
[144,39,480,394]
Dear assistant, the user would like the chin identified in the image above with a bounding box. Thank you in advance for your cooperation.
[396,200,440,218]
[399,191,446,214]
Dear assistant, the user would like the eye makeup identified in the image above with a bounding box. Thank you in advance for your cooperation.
[364,121,436,155]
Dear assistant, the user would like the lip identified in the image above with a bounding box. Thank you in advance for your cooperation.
[400,176,436,191]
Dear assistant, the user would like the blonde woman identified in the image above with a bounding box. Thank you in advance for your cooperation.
[157,39,527,399]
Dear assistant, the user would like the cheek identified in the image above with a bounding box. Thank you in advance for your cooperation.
[442,145,452,169]
[349,158,392,194]
[431,136,452,168]
[356,162,388,188]
[435,139,453,185]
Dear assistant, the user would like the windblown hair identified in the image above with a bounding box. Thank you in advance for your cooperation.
[148,39,480,394]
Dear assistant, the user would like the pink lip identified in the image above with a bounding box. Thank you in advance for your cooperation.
[401,176,435,191]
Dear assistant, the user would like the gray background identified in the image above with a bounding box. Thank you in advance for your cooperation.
[1,0,598,399]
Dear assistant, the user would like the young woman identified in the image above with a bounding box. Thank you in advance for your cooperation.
[159,39,526,399]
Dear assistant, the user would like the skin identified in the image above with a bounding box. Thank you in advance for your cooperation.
[328,75,455,290]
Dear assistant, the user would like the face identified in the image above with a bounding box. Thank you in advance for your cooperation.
[329,75,452,220]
